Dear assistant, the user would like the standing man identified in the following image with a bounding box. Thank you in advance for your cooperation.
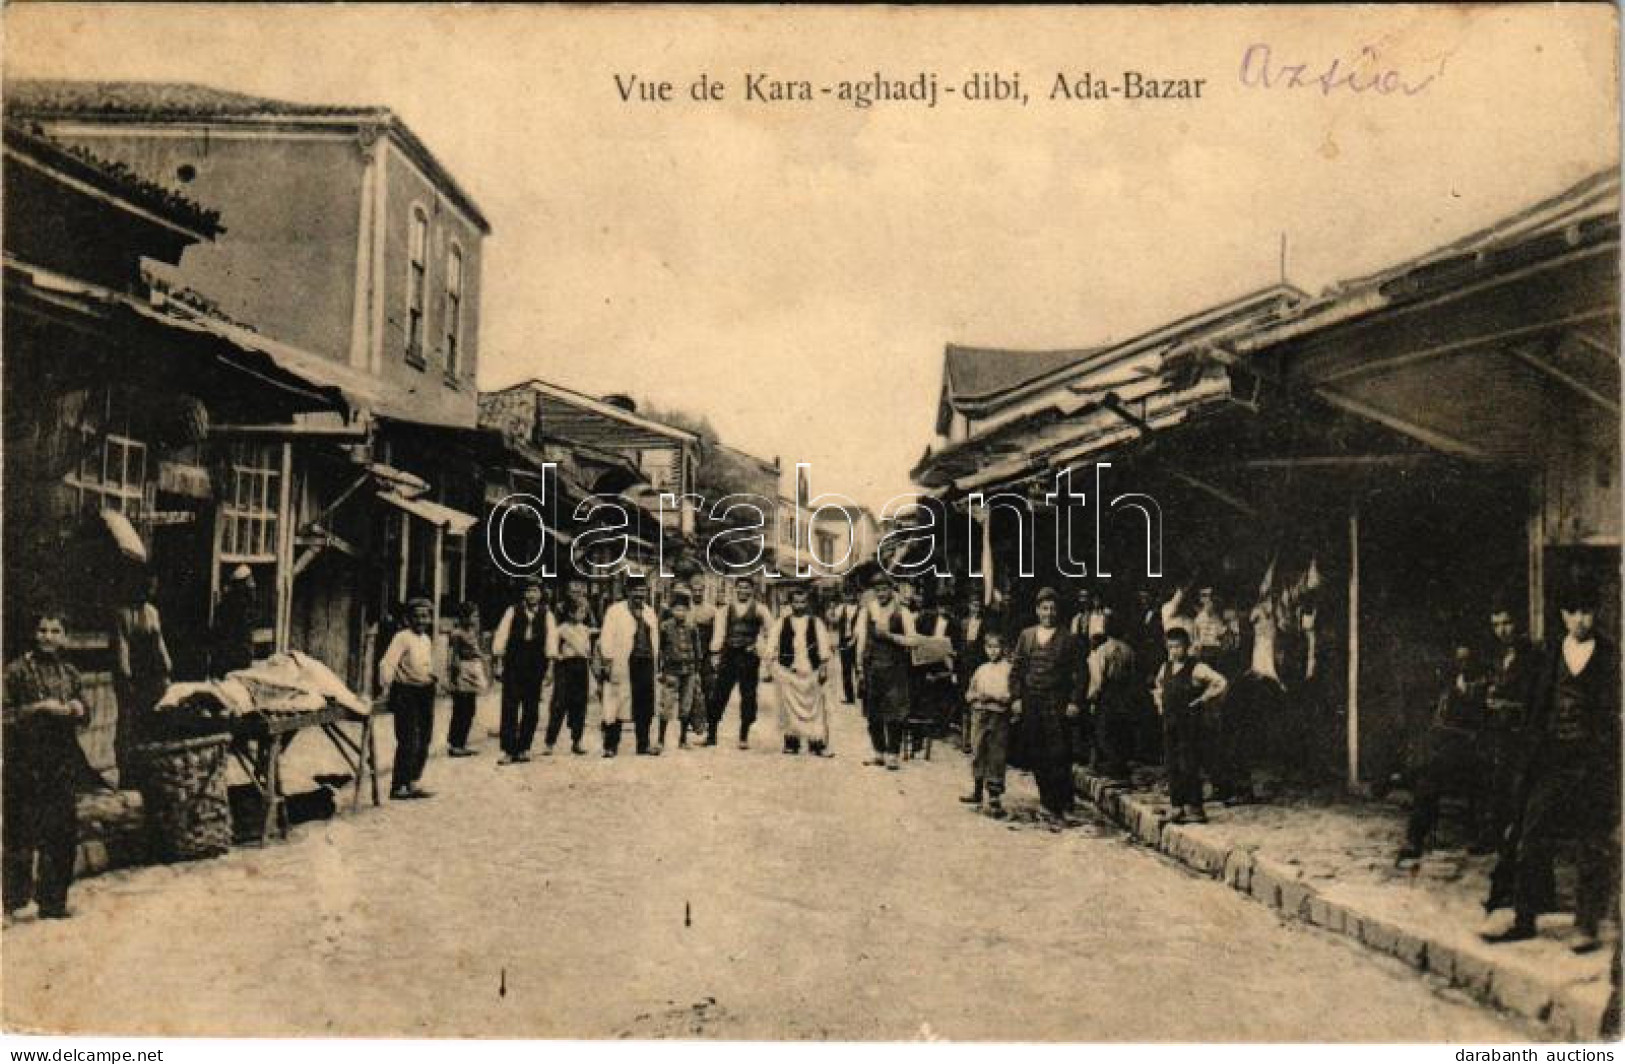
[211,565,257,677]
[856,571,917,770]
[598,576,661,757]
[379,597,437,801]
[1009,587,1087,827]
[687,574,717,738]
[492,579,555,765]
[4,608,90,920]
[1154,627,1229,825]
[708,578,774,750]
[1088,611,1139,783]
[1484,581,1619,953]
[833,588,862,705]
[1481,602,1543,851]
[770,582,835,756]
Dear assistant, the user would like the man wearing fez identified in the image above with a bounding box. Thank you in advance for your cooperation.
[770,581,836,757]
[707,578,774,750]
[379,597,438,800]
[492,578,556,764]
[1485,580,1618,953]
[4,607,90,920]
[597,576,661,757]
[211,564,258,676]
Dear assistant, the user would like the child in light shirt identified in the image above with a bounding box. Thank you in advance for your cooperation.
[960,631,1014,818]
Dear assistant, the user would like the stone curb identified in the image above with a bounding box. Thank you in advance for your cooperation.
[1073,765,1614,1040]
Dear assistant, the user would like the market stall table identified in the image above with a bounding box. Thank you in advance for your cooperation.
[228,701,378,844]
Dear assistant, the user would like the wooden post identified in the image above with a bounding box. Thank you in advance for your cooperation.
[431,524,445,633]
[398,512,411,603]
[1346,501,1361,789]
[1528,473,1546,643]
[274,441,294,652]
[980,508,995,606]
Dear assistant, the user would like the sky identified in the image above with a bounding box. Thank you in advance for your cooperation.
[6,4,1618,509]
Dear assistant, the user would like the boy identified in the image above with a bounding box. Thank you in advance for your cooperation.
[1154,626,1227,824]
[961,630,1013,817]
[659,594,704,751]
[379,597,438,800]
[544,596,594,755]
[4,608,90,920]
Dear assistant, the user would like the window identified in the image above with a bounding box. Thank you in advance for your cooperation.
[67,432,148,518]
[444,244,464,379]
[406,207,429,366]
[220,443,280,563]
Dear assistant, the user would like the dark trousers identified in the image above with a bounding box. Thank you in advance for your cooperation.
[389,682,436,791]
[2,768,77,914]
[545,658,589,746]
[710,649,760,740]
[500,661,546,756]
[1405,728,1484,851]
[1094,703,1138,781]
[839,645,857,703]
[866,712,902,756]
[603,659,657,754]
[447,692,478,749]
[1514,761,1619,933]
[1163,709,1205,808]
[1033,707,1076,815]
[630,657,656,752]
[1211,683,1258,801]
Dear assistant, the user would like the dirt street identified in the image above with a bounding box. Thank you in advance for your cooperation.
[4,683,1529,1040]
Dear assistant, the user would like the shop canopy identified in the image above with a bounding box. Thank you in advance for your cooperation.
[377,491,479,536]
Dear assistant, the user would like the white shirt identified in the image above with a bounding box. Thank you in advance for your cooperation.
[1563,635,1597,677]
[967,659,1013,711]
[379,629,435,689]
[492,605,559,659]
[709,600,776,655]
[1153,659,1229,715]
[598,600,660,667]
[770,614,833,674]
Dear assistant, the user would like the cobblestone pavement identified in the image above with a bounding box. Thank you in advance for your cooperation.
[5,684,1529,1040]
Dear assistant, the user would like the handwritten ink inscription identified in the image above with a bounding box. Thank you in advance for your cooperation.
[1239,43,1447,97]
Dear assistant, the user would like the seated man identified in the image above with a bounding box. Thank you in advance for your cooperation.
[1399,644,1487,862]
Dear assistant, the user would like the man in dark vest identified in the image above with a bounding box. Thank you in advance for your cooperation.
[1484,580,1619,953]
[492,579,554,764]
[707,578,774,749]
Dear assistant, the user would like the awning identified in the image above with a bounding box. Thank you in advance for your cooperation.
[101,510,147,562]
[378,492,478,535]
[369,462,430,497]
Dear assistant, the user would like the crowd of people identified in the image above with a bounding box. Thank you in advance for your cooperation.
[5,561,1615,955]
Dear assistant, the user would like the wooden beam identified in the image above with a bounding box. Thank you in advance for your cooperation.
[1314,387,1492,461]
[1347,502,1361,789]
[1168,470,1258,518]
[274,442,294,653]
[1318,307,1617,385]
[1573,331,1619,360]
[1507,345,1620,413]
[1225,455,1437,471]
[210,422,370,440]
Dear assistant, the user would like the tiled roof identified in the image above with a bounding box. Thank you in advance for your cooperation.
[944,344,1104,403]
[4,79,385,119]
[5,78,490,234]
[4,120,222,236]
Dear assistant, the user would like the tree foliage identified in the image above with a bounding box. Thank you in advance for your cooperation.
[637,399,778,503]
